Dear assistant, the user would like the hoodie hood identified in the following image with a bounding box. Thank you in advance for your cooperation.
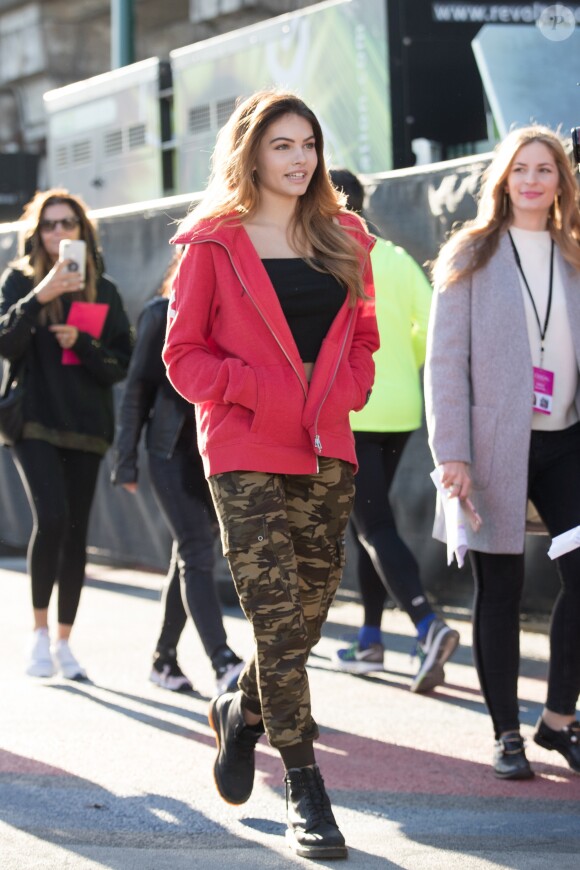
[171,210,375,254]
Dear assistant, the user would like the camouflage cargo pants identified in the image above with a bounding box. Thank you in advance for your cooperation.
[208,457,355,750]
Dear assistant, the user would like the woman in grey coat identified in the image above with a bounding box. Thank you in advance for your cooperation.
[425,126,580,780]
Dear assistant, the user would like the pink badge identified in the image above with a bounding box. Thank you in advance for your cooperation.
[532,367,554,415]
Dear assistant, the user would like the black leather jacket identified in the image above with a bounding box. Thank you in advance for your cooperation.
[111,297,195,485]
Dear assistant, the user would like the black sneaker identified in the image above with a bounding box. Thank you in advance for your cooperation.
[149,650,193,693]
[285,765,348,860]
[534,718,580,773]
[493,731,534,780]
[213,647,244,695]
[208,691,264,804]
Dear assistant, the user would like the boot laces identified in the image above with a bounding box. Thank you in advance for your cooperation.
[302,768,334,828]
[234,725,261,760]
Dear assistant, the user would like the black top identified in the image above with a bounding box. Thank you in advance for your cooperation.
[0,268,133,455]
[262,258,346,361]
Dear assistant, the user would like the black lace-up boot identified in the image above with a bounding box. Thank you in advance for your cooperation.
[284,764,348,859]
[208,691,264,804]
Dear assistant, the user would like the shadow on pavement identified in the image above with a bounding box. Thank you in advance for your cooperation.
[49,682,213,742]
[0,749,234,867]
[308,647,546,728]
[0,747,392,868]
[270,727,580,803]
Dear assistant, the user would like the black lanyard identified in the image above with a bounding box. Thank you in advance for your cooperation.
[508,231,554,366]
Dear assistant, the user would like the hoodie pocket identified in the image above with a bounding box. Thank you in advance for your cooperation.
[250,364,306,441]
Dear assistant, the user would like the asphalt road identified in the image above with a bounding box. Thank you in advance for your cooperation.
[1,557,579,869]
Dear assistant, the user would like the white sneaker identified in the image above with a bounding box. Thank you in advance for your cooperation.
[149,654,194,692]
[332,641,385,674]
[53,639,87,681]
[26,628,56,678]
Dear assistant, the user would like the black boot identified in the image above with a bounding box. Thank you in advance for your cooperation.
[493,731,534,780]
[285,764,348,859]
[208,691,264,804]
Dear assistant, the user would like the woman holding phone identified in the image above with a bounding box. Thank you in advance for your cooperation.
[0,189,132,681]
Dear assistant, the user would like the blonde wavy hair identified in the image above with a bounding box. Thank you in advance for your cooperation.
[432,125,580,290]
[181,89,368,304]
[13,188,101,324]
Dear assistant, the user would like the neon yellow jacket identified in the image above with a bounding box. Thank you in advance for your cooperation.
[350,236,432,433]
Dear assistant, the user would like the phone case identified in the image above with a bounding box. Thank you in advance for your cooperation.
[59,239,86,276]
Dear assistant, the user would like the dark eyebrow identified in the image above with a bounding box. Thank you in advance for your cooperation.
[269,135,316,145]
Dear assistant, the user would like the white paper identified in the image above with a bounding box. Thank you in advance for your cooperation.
[430,468,469,568]
[547,526,580,560]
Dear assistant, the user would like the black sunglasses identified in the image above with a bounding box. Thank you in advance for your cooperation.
[39,217,81,232]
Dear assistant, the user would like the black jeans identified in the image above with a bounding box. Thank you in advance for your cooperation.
[350,430,433,628]
[148,444,227,661]
[470,421,580,738]
[12,439,102,625]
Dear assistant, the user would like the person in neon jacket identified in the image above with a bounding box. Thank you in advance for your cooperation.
[329,169,459,693]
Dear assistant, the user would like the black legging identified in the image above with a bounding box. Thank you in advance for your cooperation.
[12,439,102,625]
[350,430,433,628]
[355,539,392,628]
[148,441,228,660]
[470,421,580,738]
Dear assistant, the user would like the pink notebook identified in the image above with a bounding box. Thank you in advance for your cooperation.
[63,301,109,365]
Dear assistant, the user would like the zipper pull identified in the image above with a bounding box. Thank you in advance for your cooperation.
[314,434,322,452]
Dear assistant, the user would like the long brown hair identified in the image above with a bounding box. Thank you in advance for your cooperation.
[181,89,368,303]
[13,188,101,324]
[432,125,580,290]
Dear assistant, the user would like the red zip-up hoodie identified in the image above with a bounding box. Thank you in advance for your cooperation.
[163,211,379,477]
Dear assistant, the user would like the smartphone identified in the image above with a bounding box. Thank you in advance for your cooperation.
[59,239,86,278]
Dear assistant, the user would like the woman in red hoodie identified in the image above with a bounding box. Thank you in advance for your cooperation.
[163,90,378,860]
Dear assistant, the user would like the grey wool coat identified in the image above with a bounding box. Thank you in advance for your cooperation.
[424,232,580,554]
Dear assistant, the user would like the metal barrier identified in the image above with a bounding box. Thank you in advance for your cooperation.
[0,163,560,612]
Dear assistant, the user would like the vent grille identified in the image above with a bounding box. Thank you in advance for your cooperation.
[55,146,68,169]
[128,123,146,149]
[188,104,211,135]
[104,129,123,156]
[72,140,91,164]
[216,97,237,128]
